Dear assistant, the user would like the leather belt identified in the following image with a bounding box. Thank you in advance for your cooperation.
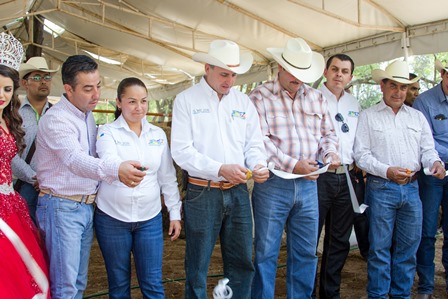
[326,163,354,174]
[39,189,96,204]
[188,177,235,190]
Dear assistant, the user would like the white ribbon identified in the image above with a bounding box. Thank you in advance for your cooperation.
[423,167,448,177]
[343,165,368,214]
[267,162,330,179]
[0,219,49,299]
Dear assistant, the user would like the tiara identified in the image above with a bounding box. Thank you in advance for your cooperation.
[0,32,24,71]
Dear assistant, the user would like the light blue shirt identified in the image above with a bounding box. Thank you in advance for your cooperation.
[413,83,448,162]
[11,97,52,184]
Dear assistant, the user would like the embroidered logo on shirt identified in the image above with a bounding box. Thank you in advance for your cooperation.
[148,139,164,146]
[115,141,131,146]
[192,108,211,114]
[97,133,105,139]
[231,110,246,120]
[347,111,359,117]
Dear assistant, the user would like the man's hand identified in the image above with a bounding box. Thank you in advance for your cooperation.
[218,164,247,184]
[32,175,40,192]
[429,161,446,180]
[324,152,341,170]
[386,166,413,184]
[168,220,182,241]
[118,161,146,188]
[293,159,319,180]
[251,164,269,183]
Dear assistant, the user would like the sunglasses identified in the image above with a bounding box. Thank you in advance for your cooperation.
[335,113,349,133]
[28,74,53,82]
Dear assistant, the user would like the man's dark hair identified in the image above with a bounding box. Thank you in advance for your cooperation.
[61,55,98,88]
[326,54,355,75]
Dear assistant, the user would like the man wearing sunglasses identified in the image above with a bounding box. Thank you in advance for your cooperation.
[315,54,365,299]
[11,56,59,223]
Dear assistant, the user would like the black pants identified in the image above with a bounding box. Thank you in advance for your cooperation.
[315,171,357,299]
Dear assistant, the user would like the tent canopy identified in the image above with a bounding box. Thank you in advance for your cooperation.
[1,0,448,100]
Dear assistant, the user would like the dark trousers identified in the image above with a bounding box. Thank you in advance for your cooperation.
[353,171,369,259]
[316,171,355,299]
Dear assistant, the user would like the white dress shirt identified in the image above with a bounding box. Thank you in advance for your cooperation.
[354,100,441,179]
[96,116,181,222]
[320,83,360,165]
[36,94,119,196]
[171,77,267,181]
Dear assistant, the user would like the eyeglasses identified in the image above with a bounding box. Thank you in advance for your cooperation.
[335,113,349,133]
[27,74,53,82]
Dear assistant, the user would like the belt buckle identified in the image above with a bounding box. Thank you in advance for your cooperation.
[219,182,226,190]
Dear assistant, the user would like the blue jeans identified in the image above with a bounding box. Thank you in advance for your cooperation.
[252,174,318,299]
[36,194,94,299]
[416,173,448,294]
[365,176,422,299]
[94,209,164,299]
[18,182,39,224]
[184,183,254,299]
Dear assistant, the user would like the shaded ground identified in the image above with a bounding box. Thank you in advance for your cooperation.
[84,232,446,298]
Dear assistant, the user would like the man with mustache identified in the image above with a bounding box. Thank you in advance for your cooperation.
[11,57,59,223]
[249,38,340,298]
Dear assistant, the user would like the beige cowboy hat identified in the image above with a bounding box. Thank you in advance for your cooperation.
[267,38,325,83]
[372,60,420,84]
[192,40,253,74]
[19,56,60,79]
[435,60,448,72]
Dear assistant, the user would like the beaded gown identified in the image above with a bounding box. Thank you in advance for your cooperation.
[0,126,50,298]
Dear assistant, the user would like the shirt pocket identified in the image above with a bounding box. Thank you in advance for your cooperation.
[266,113,289,135]
[429,107,448,136]
[406,123,422,153]
[303,111,323,137]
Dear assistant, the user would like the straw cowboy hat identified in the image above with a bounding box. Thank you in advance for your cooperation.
[192,40,253,74]
[372,60,420,84]
[435,60,448,72]
[267,38,325,83]
[19,56,59,79]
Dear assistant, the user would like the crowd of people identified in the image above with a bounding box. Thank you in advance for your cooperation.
[1,29,448,299]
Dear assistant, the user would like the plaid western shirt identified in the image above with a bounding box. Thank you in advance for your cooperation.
[249,77,338,173]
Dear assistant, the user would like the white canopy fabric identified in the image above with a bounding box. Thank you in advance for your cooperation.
[1,0,448,100]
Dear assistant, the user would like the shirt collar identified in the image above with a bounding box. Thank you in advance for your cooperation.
[273,75,306,100]
[111,114,152,133]
[376,99,409,114]
[60,93,91,120]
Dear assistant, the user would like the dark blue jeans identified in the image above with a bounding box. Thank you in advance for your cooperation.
[18,181,38,224]
[184,183,253,299]
[416,173,448,294]
[316,172,355,299]
[94,209,164,299]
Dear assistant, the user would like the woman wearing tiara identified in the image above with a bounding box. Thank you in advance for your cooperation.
[0,32,50,299]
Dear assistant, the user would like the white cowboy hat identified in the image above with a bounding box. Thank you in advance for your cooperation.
[435,60,448,72]
[372,60,420,84]
[267,38,325,83]
[19,56,60,79]
[192,40,253,74]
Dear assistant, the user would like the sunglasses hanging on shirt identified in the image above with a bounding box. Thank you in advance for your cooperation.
[335,113,349,133]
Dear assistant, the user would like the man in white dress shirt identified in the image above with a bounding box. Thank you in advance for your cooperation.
[171,40,269,299]
[354,60,445,298]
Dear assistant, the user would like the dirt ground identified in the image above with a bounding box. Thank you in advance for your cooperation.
[83,228,447,299]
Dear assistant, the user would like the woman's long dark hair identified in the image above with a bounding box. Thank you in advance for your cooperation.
[114,77,147,120]
[0,65,25,154]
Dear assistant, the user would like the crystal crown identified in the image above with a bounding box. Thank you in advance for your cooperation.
[0,32,24,71]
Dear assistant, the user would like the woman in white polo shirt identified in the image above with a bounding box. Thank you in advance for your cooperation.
[95,77,182,299]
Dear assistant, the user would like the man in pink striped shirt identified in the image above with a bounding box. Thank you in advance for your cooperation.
[249,38,340,298]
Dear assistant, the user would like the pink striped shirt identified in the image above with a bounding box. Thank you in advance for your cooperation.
[36,95,120,196]
[249,78,338,173]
